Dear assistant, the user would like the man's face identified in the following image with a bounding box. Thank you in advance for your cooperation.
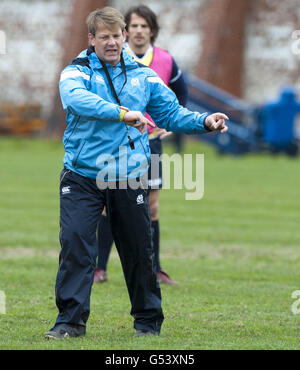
[89,23,126,66]
[127,13,153,49]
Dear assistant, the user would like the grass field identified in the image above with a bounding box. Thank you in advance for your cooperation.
[0,136,300,350]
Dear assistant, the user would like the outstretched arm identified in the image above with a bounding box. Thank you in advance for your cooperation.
[146,73,229,135]
[121,108,228,135]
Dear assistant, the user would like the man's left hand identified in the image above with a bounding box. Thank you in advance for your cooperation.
[150,128,172,140]
[204,113,229,133]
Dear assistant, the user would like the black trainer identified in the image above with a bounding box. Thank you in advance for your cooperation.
[44,324,86,339]
[134,330,159,337]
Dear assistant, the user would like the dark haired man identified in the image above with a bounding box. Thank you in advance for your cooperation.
[95,5,188,286]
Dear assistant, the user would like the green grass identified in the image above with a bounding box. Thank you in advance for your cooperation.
[0,136,300,349]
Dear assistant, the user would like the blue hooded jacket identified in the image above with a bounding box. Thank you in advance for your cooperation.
[59,47,209,180]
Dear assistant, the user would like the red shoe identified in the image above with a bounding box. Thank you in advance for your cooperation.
[157,269,178,285]
[94,268,108,283]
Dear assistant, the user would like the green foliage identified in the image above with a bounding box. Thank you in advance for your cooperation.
[0,137,300,349]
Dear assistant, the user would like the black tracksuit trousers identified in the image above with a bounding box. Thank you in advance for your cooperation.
[54,169,164,334]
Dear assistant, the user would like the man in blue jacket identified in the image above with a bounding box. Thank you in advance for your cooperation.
[45,7,228,339]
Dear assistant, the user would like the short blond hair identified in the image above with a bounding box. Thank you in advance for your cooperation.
[86,7,126,35]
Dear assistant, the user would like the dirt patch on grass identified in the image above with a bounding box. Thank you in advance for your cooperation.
[1,244,300,262]
[0,246,59,259]
[0,246,120,260]
[159,244,300,261]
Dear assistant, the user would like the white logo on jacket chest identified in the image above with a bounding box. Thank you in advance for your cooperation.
[131,78,140,87]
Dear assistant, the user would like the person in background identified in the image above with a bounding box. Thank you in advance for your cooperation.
[94,5,189,285]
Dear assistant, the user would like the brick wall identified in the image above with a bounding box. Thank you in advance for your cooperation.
[0,0,73,117]
[0,0,299,127]
[111,0,207,73]
[195,0,249,97]
[243,0,300,103]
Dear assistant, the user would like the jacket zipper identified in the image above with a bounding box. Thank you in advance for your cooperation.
[64,115,80,148]
[73,140,86,168]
